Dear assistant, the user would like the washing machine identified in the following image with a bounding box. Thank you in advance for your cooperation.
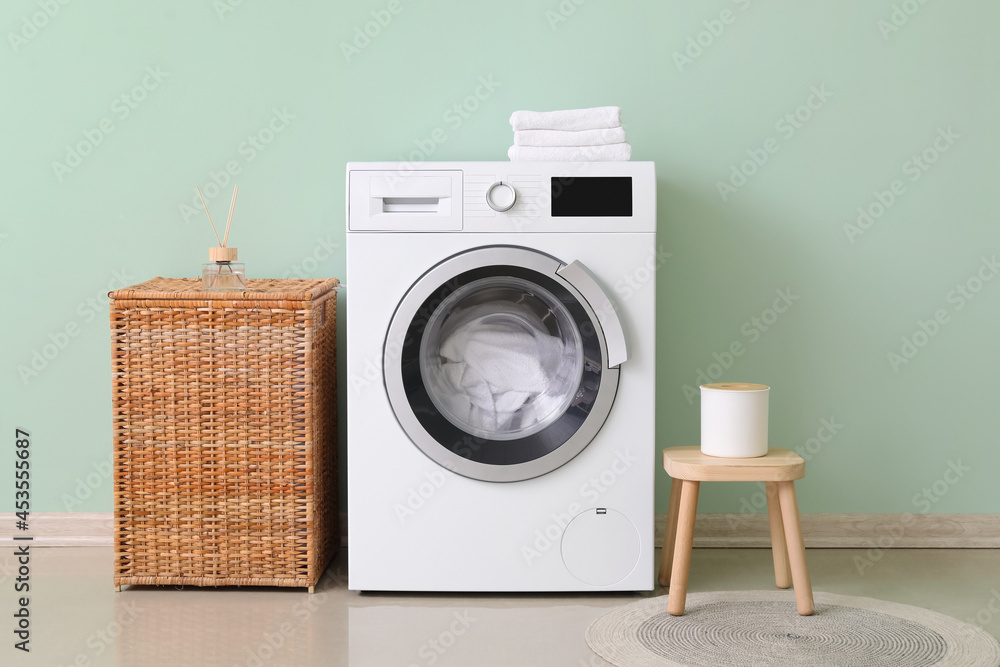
[346,161,656,591]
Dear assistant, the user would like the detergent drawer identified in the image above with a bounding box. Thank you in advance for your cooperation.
[348,169,463,231]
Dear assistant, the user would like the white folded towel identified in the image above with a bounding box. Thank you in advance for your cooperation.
[508,143,632,162]
[510,106,621,132]
[432,302,578,435]
[514,127,626,147]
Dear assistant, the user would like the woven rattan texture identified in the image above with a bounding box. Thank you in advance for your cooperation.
[111,278,339,588]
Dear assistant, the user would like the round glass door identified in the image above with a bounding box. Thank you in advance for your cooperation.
[385,246,623,482]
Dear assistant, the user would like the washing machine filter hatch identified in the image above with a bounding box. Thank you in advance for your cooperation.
[561,508,641,586]
[420,276,585,441]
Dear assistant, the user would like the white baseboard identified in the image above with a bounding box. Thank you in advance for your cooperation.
[654,513,1000,548]
[0,513,112,546]
[3,512,998,548]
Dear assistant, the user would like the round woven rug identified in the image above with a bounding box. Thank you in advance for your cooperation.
[586,591,1000,666]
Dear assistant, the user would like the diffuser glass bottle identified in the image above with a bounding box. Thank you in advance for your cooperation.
[202,246,245,291]
[198,184,245,291]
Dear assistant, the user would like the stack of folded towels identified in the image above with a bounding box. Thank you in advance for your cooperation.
[508,106,632,162]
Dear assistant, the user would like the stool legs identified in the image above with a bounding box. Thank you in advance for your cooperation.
[765,482,792,589]
[667,480,700,616]
[776,481,814,616]
[658,477,684,587]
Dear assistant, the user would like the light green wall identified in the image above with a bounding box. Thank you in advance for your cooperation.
[2,1,997,515]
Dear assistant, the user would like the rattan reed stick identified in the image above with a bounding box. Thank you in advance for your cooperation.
[223,184,239,247]
[196,186,222,247]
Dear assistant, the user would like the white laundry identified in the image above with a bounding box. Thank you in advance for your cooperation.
[513,127,627,147]
[507,107,631,162]
[509,106,622,132]
[432,302,577,436]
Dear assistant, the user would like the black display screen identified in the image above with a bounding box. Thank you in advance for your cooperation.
[551,177,632,217]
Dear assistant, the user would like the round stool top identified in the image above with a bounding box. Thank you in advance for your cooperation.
[663,447,805,482]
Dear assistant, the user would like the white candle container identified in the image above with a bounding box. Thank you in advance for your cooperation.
[700,383,770,458]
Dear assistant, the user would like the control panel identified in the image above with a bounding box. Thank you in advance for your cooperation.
[346,162,655,233]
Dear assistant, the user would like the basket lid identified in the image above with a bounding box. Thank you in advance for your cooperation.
[109,277,340,302]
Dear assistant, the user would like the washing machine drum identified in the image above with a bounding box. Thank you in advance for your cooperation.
[384,246,625,482]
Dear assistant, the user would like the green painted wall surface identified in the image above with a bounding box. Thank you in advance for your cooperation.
[1,1,997,515]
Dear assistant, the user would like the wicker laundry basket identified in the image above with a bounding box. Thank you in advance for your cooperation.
[110,277,339,591]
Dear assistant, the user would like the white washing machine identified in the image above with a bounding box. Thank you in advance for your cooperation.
[346,161,656,591]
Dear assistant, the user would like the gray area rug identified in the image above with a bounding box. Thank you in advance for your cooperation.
[586,591,1000,666]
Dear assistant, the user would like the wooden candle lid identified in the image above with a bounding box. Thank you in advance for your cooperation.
[702,382,769,391]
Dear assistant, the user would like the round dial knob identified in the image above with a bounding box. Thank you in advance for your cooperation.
[486,181,516,212]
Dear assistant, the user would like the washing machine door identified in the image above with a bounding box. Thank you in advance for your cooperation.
[384,246,627,482]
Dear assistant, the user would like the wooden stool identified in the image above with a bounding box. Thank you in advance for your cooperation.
[658,447,814,616]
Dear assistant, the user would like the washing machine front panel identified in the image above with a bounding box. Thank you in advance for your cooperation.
[347,162,656,592]
[385,246,624,482]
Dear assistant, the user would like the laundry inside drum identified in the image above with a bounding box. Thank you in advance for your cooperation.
[420,276,585,441]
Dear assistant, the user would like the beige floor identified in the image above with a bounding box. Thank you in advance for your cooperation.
[12,547,1000,666]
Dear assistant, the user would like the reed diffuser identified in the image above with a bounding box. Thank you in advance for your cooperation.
[199,184,245,291]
